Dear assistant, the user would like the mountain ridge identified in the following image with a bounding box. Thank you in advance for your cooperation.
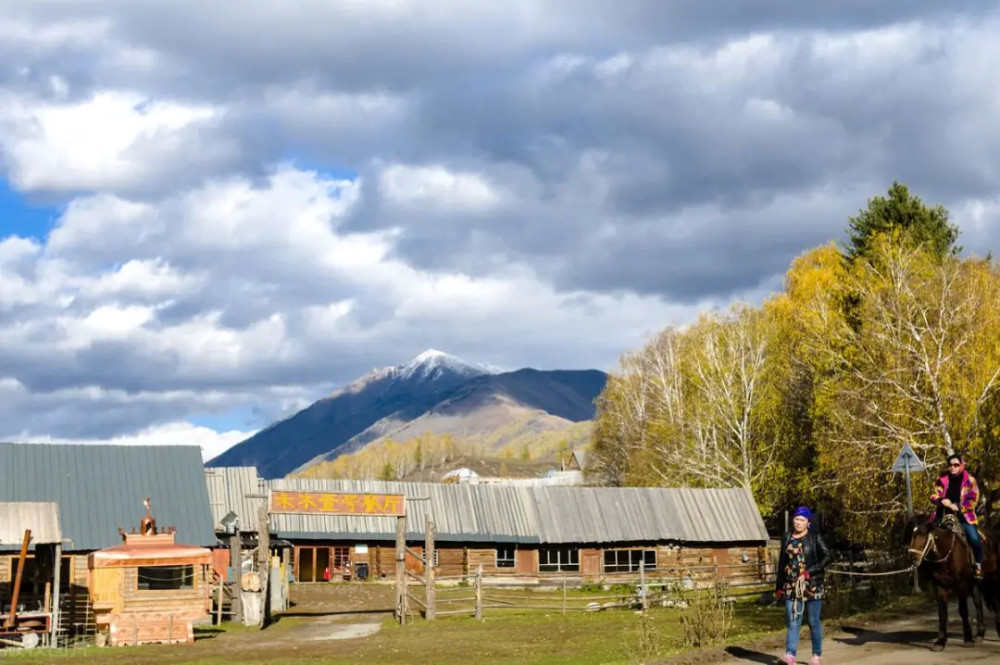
[207,350,606,479]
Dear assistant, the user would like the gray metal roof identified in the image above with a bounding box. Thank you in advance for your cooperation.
[216,473,767,545]
[0,502,62,552]
[267,478,539,543]
[0,443,217,551]
[205,466,267,531]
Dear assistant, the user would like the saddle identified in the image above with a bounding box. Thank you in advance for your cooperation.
[940,513,964,537]
[937,514,991,569]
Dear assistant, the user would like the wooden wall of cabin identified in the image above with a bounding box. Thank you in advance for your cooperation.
[118,565,211,615]
[284,540,766,587]
[290,541,536,581]
[292,543,372,582]
[656,543,766,587]
[0,552,94,636]
[465,545,534,577]
[0,550,80,617]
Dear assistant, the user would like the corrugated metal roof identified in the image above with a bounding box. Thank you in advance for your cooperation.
[528,487,766,544]
[267,478,539,543]
[204,466,267,531]
[0,502,62,551]
[209,472,767,545]
[0,443,217,551]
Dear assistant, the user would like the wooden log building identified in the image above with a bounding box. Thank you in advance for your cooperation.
[206,470,769,587]
[0,443,218,642]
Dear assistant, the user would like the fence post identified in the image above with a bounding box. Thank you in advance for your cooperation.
[216,580,223,625]
[562,573,567,615]
[640,559,647,613]
[395,515,407,626]
[229,528,243,625]
[425,516,436,621]
[474,564,483,621]
[848,550,856,593]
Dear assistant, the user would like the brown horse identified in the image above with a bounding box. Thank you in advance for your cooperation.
[908,516,996,650]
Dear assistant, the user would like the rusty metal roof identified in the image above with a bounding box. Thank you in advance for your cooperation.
[209,471,767,545]
[0,443,217,551]
[0,502,62,551]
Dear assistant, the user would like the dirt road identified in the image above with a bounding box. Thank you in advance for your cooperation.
[710,612,1000,665]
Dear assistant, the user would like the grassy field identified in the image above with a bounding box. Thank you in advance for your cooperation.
[1,582,919,665]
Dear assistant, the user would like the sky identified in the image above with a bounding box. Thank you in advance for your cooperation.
[2,1,999,462]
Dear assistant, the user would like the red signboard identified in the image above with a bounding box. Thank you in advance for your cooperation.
[269,490,405,516]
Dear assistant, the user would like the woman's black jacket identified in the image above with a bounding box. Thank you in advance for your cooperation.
[774,530,833,592]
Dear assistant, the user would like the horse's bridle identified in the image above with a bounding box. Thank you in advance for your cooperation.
[909,527,957,565]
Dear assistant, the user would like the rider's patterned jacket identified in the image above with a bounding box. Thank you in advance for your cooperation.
[930,470,980,526]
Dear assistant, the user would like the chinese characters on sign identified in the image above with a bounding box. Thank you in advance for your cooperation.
[269,490,406,516]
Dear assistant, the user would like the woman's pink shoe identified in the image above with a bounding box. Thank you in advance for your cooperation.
[782,654,796,665]
[808,656,821,665]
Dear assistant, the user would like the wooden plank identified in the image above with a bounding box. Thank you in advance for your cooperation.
[6,530,31,629]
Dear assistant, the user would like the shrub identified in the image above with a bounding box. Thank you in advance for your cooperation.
[679,578,734,648]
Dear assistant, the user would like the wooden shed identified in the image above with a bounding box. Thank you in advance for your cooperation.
[87,506,212,647]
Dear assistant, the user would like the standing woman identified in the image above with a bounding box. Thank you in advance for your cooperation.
[775,506,832,665]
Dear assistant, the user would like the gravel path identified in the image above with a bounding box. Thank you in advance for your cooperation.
[710,612,1000,664]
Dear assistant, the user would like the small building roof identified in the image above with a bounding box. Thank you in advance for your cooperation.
[89,534,212,569]
[0,443,217,551]
[0,502,62,552]
[211,471,767,545]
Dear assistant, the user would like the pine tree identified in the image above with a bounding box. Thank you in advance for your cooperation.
[845,181,960,261]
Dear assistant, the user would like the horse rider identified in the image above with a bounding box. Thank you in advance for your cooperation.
[930,452,984,578]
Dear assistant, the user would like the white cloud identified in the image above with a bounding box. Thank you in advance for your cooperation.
[0,15,109,50]
[0,91,226,192]
[82,258,204,301]
[380,164,501,212]
[9,421,256,462]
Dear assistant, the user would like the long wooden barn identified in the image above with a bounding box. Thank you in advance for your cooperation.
[206,468,769,586]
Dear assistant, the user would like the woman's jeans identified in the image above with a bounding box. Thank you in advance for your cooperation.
[785,598,822,656]
[963,523,984,564]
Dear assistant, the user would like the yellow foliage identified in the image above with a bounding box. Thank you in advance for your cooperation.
[591,228,1000,546]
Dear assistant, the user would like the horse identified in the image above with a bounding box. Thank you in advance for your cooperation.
[907,514,997,650]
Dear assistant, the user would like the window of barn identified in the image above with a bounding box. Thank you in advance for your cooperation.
[137,565,195,591]
[333,547,350,568]
[496,546,516,568]
[539,547,579,572]
[602,549,656,573]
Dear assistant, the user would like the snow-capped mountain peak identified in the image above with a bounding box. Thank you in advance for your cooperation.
[398,348,499,381]
[410,348,454,365]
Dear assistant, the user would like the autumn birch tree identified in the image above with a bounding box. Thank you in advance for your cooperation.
[803,236,1000,540]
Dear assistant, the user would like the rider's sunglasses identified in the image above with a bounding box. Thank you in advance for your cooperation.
[949,462,962,467]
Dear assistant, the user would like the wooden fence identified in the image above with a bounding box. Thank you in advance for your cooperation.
[400,560,772,622]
